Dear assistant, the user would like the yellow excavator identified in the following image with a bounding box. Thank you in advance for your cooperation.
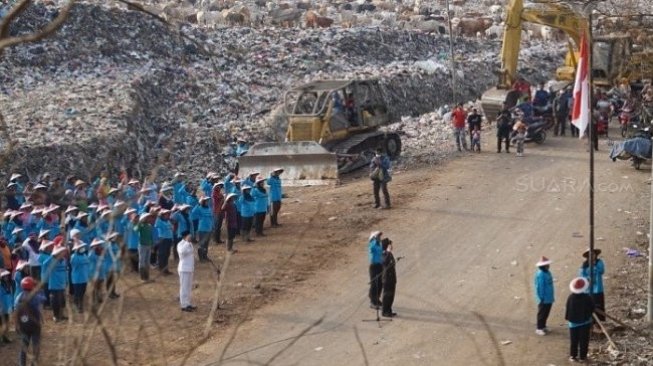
[238,79,401,185]
[480,0,636,120]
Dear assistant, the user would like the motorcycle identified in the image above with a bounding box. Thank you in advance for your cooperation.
[510,107,548,144]
[619,105,639,137]
[609,127,652,170]
[533,103,555,130]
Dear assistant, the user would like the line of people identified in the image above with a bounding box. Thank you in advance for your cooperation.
[533,249,606,363]
[0,167,286,364]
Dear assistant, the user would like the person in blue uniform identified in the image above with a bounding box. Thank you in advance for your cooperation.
[534,256,555,336]
[252,177,268,236]
[70,241,90,313]
[44,246,68,322]
[0,269,14,343]
[238,186,256,242]
[191,197,213,262]
[268,168,284,227]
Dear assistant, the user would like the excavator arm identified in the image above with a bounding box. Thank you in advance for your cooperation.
[499,0,587,88]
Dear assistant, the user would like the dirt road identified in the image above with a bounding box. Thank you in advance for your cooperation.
[195,134,648,366]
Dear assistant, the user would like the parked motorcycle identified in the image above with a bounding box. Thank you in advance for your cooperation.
[619,105,639,137]
[509,107,548,144]
[609,127,652,170]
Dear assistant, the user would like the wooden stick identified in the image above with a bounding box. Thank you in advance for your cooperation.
[593,314,618,351]
[595,309,643,335]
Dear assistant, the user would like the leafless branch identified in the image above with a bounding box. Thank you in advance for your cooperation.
[0,0,31,39]
[91,310,119,366]
[0,0,78,52]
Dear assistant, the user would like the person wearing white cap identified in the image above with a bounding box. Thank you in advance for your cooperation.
[370,148,392,209]
[9,173,26,205]
[252,178,268,237]
[154,210,174,275]
[0,269,13,343]
[534,256,555,336]
[236,138,249,157]
[176,231,197,312]
[579,248,606,321]
[191,197,214,261]
[222,193,240,253]
[244,172,259,188]
[70,242,90,313]
[158,183,175,210]
[88,239,108,306]
[238,186,256,242]
[5,182,21,211]
[44,246,68,322]
[200,173,215,199]
[37,240,56,309]
[123,209,140,273]
[565,277,595,363]
[211,182,226,244]
[368,231,384,308]
[135,213,155,282]
[172,173,189,205]
[21,233,41,282]
[105,232,122,299]
[268,168,284,227]
[13,261,30,302]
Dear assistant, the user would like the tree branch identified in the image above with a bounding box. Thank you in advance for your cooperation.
[0,0,31,39]
[0,0,77,52]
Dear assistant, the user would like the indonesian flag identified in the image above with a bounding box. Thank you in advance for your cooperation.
[571,33,590,138]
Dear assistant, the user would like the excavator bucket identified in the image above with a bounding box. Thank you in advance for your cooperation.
[480,87,522,122]
[238,141,338,186]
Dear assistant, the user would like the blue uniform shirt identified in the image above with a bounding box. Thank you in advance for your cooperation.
[155,217,174,240]
[71,251,90,284]
[534,269,555,304]
[579,259,605,294]
[252,187,268,213]
[268,175,283,202]
[191,205,213,233]
[368,239,382,265]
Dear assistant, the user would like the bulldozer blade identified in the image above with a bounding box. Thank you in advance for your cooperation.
[238,141,338,186]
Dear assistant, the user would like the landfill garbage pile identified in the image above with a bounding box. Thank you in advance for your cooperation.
[0,2,564,183]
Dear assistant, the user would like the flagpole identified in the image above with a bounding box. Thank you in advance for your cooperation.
[586,6,595,295]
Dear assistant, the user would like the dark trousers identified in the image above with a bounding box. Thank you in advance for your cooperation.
[72,283,86,313]
[254,212,266,235]
[106,272,118,295]
[18,331,41,366]
[537,303,552,329]
[270,201,281,226]
[368,264,383,306]
[173,236,179,260]
[569,324,591,360]
[51,289,65,319]
[382,282,396,315]
[570,123,579,137]
[128,249,139,272]
[150,245,158,266]
[157,238,173,271]
[592,292,605,321]
[497,134,510,152]
[213,212,225,242]
[30,266,41,282]
[42,282,50,307]
[197,231,211,260]
[372,180,390,208]
[555,113,567,136]
[226,227,238,251]
[241,216,253,237]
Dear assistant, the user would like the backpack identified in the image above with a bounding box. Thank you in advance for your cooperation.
[14,294,40,335]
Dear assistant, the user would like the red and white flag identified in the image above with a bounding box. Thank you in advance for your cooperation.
[571,33,590,138]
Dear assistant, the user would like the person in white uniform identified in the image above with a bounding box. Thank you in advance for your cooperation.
[177,231,197,312]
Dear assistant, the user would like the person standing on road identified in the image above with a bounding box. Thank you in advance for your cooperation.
[496,104,512,153]
[211,182,225,244]
[70,242,89,313]
[554,89,569,136]
[135,213,154,282]
[381,238,397,318]
[579,248,605,321]
[154,210,174,275]
[452,103,468,151]
[466,108,482,147]
[238,186,256,242]
[177,231,197,312]
[192,197,214,261]
[368,231,383,309]
[268,168,284,227]
[223,193,239,253]
[512,119,527,157]
[44,246,68,322]
[370,148,391,209]
[565,277,595,363]
[14,276,46,366]
[534,256,554,335]
[252,177,268,237]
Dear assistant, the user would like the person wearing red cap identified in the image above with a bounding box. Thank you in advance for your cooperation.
[14,276,46,366]
[533,256,554,336]
[565,277,595,363]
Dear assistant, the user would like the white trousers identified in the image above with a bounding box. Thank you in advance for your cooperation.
[179,271,193,308]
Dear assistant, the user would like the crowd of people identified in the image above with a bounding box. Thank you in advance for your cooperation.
[533,249,606,363]
[0,167,285,364]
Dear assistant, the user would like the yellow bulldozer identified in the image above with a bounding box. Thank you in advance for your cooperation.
[480,0,645,120]
[238,79,402,185]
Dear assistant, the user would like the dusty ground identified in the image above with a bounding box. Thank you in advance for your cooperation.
[1,127,650,365]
